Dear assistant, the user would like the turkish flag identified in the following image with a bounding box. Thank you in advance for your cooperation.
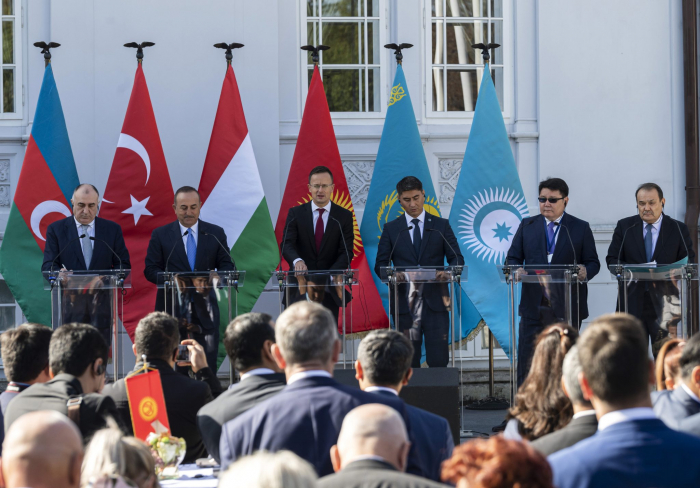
[274,66,389,332]
[125,369,170,440]
[101,64,175,340]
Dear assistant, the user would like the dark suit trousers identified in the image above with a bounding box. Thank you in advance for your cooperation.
[399,309,449,368]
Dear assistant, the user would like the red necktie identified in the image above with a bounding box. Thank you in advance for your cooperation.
[315,208,325,252]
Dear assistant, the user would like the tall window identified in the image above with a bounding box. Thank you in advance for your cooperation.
[305,0,382,113]
[430,0,503,112]
[1,0,16,115]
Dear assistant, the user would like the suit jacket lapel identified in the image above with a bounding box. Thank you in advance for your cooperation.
[632,215,648,261]
[91,218,105,269]
[194,220,207,271]
[535,214,548,257]
[396,216,416,260]
[66,218,87,269]
[652,214,672,262]
[418,215,434,261]
[170,222,190,271]
[302,202,317,255]
[318,204,337,256]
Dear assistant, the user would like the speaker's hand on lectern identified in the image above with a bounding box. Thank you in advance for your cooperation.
[577,265,587,281]
[294,260,308,276]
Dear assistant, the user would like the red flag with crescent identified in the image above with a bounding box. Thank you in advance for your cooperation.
[101,64,175,339]
[125,369,170,440]
[274,66,389,333]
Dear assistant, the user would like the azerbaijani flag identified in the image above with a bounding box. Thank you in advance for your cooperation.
[199,63,279,366]
[0,64,79,326]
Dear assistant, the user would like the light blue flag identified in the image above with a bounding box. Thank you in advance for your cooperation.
[449,65,530,359]
[361,65,482,344]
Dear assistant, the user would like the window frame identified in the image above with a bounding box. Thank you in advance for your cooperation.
[423,0,513,122]
[0,0,22,121]
[300,0,390,120]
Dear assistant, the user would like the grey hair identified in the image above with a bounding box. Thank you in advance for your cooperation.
[562,345,590,407]
[357,329,413,386]
[219,451,317,488]
[275,301,338,365]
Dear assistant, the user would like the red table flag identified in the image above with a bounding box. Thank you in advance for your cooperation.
[125,369,170,440]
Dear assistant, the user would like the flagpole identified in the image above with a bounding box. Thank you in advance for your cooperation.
[33,42,61,68]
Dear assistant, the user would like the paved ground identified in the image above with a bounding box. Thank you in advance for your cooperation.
[459,407,509,441]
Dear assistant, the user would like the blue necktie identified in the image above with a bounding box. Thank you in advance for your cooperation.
[645,224,653,262]
[547,221,556,254]
[187,231,196,271]
[412,218,421,257]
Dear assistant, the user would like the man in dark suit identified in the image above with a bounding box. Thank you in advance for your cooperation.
[41,184,131,344]
[375,176,464,368]
[607,183,695,355]
[354,329,454,482]
[102,312,221,463]
[144,186,235,369]
[0,324,53,414]
[281,166,354,318]
[4,323,122,441]
[506,178,600,385]
[320,404,447,488]
[219,301,424,477]
[549,313,700,488]
[653,333,700,429]
[531,344,597,456]
[197,312,285,463]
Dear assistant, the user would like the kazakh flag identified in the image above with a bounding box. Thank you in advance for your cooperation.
[449,64,529,359]
[361,65,482,341]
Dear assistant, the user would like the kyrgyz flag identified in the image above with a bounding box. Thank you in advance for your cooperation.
[125,369,170,440]
[275,66,389,332]
[101,63,175,339]
[0,64,79,325]
[199,63,279,367]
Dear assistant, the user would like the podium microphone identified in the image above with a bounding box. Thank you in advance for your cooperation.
[555,223,577,270]
[671,218,691,260]
[165,230,188,273]
[89,236,124,272]
[427,228,464,268]
[279,216,296,271]
[556,222,580,328]
[50,234,86,274]
[616,222,639,267]
[201,231,237,270]
[330,216,352,271]
[388,226,413,268]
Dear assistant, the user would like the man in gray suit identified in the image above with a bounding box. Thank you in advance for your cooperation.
[531,345,598,455]
[319,404,447,488]
[653,333,700,429]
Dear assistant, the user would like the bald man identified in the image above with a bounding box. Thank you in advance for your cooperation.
[0,410,83,488]
[319,404,448,488]
[42,183,130,343]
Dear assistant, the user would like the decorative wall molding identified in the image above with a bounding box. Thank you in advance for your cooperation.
[438,158,463,205]
[342,160,375,207]
[0,160,9,207]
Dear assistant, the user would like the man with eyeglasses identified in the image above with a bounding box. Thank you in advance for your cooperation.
[606,183,694,356]
[281,166,354,319]
[506,178,600,385]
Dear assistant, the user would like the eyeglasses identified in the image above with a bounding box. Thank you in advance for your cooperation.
[538,197,565,204]
[309,184,333,190]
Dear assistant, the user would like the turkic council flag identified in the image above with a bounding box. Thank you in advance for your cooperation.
[275,66,388,333]
[449,64,529,359]
[0,64,80,326]
[199,63,279,366]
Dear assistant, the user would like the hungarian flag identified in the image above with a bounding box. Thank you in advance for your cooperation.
[100,63,174,339]
[125,369,170,440]
[199,63,278,366]
[0,64,79,326]
[274,66,389,332]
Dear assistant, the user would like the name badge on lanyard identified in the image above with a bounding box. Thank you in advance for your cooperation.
[545,218,561,264]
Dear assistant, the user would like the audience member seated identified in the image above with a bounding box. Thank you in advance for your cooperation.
[504,324,577,441]
[531,344,598,455]
[440,436,553,488]
[655,338,685,393]
[81,424,158,488]
[653,333,700,430]
[354,329,454,482]
[319,404,447,488]
[0,410,83,488]
[549,313,700,488]
[0,323,53,414]
[103,312,219,463]
[219,301,421,477]
[197,312,285,463]
[4,323,120,440]
[218,450,317,488]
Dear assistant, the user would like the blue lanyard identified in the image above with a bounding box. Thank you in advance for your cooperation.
[545,216,562,254]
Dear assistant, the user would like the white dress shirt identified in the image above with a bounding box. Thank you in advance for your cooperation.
[179,221,199,256]
[287,369,332,385]
[545,213,564,248]
[642,214,663,258]
[681,383,700,405]
[239,367,277,381]
[293,201,332,266]
[572,409,597,420]
[365,386,399,396]
[597,407,657,431]
[404,210,425,244]
[74,217,95,249]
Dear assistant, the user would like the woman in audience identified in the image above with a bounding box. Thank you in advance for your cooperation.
[441,436,553,488]
[655,338,685,391]
[218,450,317,488]
[504,324,577,441]
[81,425,159,488]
